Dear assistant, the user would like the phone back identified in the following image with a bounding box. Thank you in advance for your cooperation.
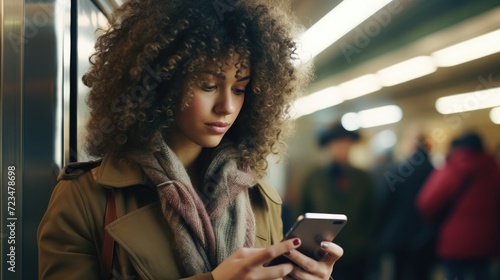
[285,213,346,260]
[266,213,347,266]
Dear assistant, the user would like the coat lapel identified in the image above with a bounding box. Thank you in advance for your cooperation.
[105,202,182,280]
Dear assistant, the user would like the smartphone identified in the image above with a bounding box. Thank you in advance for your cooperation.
[266,212,347,266]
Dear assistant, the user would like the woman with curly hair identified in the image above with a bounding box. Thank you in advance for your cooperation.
[38,0,343,279]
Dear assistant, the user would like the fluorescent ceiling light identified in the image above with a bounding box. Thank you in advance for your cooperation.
[370,129,397,153]
[341,112,361,131]
[432,29,500,67]
[490,107,500,124]
[376,56,437,87]
[298,0,394,60]
[339,74,382,100]
[291,87,343,118]
[435,87,500,114]
[341,105,403,129]
[358,105,403,127]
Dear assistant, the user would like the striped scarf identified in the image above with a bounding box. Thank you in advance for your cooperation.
[131,141,256,276]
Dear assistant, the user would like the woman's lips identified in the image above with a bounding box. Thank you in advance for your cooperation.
[205,122,229,134]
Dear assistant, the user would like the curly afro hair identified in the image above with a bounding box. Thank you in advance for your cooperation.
[82,0,312,177]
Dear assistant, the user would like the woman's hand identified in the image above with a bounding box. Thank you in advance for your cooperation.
[211,238,343,280]
[284,241,343,280]
[211,238,301,280]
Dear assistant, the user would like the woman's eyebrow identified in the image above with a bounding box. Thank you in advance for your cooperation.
[236,76,250,82]
[197,71,250,82]
[198,70,225,80]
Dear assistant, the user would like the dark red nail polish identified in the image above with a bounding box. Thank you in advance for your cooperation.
[293,238,300,246]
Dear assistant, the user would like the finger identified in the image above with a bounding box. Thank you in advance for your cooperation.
[289,262,330,280]
[319,242,343,265]
[284,249,319,274]
[258,263,295,279]
[236,247,266,258]
[245,238,302,267]
[289,265,308,279]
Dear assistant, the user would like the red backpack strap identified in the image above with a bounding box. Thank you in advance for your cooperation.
[102,188,117,279]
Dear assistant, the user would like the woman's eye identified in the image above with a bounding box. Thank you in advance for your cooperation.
[233,89,246,95]
[201,84,217,91]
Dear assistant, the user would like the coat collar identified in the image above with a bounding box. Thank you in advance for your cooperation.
[95,154,148,188]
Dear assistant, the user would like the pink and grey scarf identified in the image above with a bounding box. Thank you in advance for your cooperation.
[131,141,256,276]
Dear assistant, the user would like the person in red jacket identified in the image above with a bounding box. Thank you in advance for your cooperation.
[417,132,500,280]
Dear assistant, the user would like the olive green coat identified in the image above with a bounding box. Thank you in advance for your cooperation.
[38,154,283,280]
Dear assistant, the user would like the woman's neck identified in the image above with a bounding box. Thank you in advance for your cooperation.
[186,158,202,189]
[173,145,202,167]
[166,138,204,188]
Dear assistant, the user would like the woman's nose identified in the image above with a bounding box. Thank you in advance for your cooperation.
[214,88,236,115]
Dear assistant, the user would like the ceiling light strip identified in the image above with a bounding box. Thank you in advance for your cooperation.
[298,0,395,60]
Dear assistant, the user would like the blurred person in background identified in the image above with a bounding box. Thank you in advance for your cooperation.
[375,128,435,280]
[297,122,378,280]
[417,131,500,280]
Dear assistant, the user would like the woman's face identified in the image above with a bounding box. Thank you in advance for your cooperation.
[170,60,250,152]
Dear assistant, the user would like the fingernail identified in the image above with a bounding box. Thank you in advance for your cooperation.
[284,251,290,256]
[293,238,301,246]
[321,242,329,249]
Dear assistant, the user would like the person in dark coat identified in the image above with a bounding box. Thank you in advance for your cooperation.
[417,132,500,280]
[376,133,435,280]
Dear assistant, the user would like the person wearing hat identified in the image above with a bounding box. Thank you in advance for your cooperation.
[297,122,378,280]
